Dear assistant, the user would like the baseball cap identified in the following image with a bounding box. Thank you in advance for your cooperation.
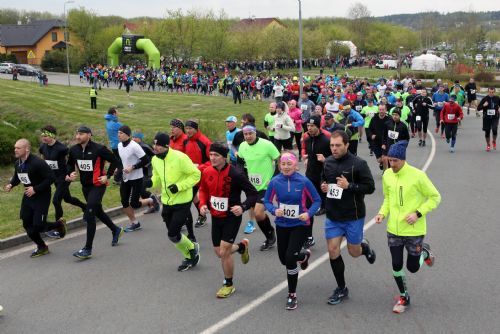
[225,116,237,123]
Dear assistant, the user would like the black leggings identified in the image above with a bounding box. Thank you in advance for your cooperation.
[82,185,119,249]
[161,202,192,242]
[292,132,302,151]
[390,245,421,273]
[52,179,86,220]
[434,111,445,133]
[120,178,143,208]
[276,225,307,294]
[416,116,429,133]
[444,124,458,141]
[141,178,152,199]
[274,138,293,152]
[21,195,58,248]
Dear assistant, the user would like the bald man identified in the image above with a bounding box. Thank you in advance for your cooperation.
[4,139,67,257]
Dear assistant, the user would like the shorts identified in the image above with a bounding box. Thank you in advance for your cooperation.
[371,144,386,159]
[255,189,266,205]
[324,217,364,244]
[467,95,476,103]
[387,232,424,256]
[211,215,242,246]
[482,117,499,133]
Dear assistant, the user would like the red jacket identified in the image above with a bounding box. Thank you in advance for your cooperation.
[184,131,211,172]
[301,129,331,158]
[170,133,187,152]
[440,102,463,124]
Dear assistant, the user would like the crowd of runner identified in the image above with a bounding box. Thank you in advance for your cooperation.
[3,71,499,315]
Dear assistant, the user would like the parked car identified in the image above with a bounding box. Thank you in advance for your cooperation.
[14,64,41,76]
[0,62,16,74]
[375,59,398,69]
[475,54,484,62]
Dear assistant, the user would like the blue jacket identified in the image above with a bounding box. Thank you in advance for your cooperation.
[432,92,449,111]
[104,114,122,149]
[226,127,241,162]
[264,172,321,227]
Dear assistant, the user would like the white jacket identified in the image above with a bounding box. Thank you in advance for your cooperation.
[273,112,295,140]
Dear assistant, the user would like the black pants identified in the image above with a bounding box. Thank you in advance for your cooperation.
[274,137,293,151]
[52,178,86,220]
[444,123,458,141]
[161,202,192,242]
[348,139,359,156]
[120,178,143,208]
[82,185,118,249]
[276,225,307,294]
[390,245,421,273]
[434,111,445,133]
[292,132,302,152]
[21,194,58,248]
[111,148,123,182]
[416,116,429,133]
[90,97,97,109]
[141,178,152,199]
[233,93,241,104]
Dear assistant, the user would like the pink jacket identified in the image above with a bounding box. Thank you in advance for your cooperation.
[288,107,303,132]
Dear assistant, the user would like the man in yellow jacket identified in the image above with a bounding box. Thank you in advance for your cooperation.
[375,140,441,314]
[151,132,201,272]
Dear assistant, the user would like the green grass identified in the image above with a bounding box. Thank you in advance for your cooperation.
[0,79,269,239]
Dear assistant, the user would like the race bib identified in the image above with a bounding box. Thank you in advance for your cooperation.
[45,160,59,170]
[368,112,375,118]
[388,130,399,140]
[487,109,496,116]
[249,174,262,186]
[447,114,455,121]
[470,89,476,94]
[416,115,422,121]
[327,184,343,199]
[409,102,414,109]
[300,104,308,111]
[17,173,31,185]
[210,196,228,212]
[279,203,299,219]
[227,140,232,148]
[77,159,93,171]
[355,105,362,111]
[274,122,283,129]
[437,102,444,107]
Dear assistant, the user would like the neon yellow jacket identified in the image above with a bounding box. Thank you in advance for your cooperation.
[378,163,441,236]
[151,148,201,206]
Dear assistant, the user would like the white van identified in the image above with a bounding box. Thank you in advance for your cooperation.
[375,59,398,69]
[0,62,16,73]
[475,54,483,62]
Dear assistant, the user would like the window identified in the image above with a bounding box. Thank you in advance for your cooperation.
[51,32,57,42]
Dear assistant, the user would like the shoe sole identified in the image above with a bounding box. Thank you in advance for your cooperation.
[73,253,92,260]
[30,250,49,258]
[178,264,193,272]
[241,239,250,264]
[286,305,297,310]
[327,297,347,305]
[124,226,142,233]
[244,228,255,234]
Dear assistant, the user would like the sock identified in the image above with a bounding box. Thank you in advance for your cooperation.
[330,256,346,289]
[287,267,299,294]
[174,234,194,259]
[237,242,245,254]
[393,269,408,297]
[257,215,274,239]
[224,277,233,287]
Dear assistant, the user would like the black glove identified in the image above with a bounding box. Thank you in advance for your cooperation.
[168,184,178,194]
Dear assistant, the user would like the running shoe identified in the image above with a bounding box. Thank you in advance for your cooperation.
[45,230,60,239]
[449,147,455,153]
[434,127,439,134]
[303,237,316,249]
[190,242,200,267]
[418,140,422,147]
[327,286,349,305]
[260,232,276,251]
[73,248,92,260]
[286,294,298,310]
[393,295,410,314]
[30,246,49,258]
[56,218,67,238]
[369,150,374,156]
[422,243,435,267]
[144,206,156,214]
[124,222,142,232]
[244,221,255,234]
[0,305,3,315]
[177,258,193,272]
[486,145,491,152]
[493,141,497,150]
[361,238,376,264]
[240,238,250,264]
[446,138,450,144]
[299,249,311,270]
[111,227,124,246]
[422,141,426,147]
[195,215,207,228]
[151,194,160,212]
[216,285,236,298]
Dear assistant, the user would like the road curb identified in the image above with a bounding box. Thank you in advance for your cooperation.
[0,206,123,250]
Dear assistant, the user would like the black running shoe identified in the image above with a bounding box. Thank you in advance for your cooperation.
[30,246,49,258]
[177,258,193,272]
[327,286,349,305]
[73,247,92,260]
[422,243,435,267]
[361,238,376,264]
[189,242,200,267]
[303,237,315,249]
[195,215,207,228]
[418,140,423,147]
[111,227,123,246]
[286,294,298,310]
[260,231,276,251]
[151,194,160,212]
[299,249,311,270]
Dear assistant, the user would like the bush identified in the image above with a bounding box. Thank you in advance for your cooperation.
[0,53,17,63]
[474,71,495,83]
[41,50,66,72]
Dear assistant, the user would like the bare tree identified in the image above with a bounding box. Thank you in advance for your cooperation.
[347,2,371,55]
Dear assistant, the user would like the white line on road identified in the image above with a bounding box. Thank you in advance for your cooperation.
[200,133,436,334]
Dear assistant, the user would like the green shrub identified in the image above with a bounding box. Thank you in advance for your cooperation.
[0,53,17,63]
[474,71,495,83]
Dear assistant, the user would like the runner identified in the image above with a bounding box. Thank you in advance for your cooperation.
[287,100,303,160]
[432,85,449,138]
[477,87,500,151]
[104,107,123,184]
[383,108,410,157]
[375,140,441,314]
[4,139,66,257]
[198,143,258,298]
[360,98,378,155]
[440,96,464,153]
[169,119,188,152]
[367,104,392,171]
[264,102,277,144]
[272,101,295,151]
[225,116,241,166]
[151,132,201,271]
[298,92,315,132]
[66,126,124,259]
[264,152,321,310]
[335,101,364,156]
[320,130,376,305]
[464,78,478,116]
[39,125,86,238]
[412,89,433,147]
[237,125,279,251]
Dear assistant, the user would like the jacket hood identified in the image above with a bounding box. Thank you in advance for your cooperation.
[104,114,118,122]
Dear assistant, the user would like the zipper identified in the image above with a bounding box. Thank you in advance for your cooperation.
[399,186,403,206]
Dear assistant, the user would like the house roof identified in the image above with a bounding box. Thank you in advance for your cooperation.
[0,20,64,47]
[52,41,69,49]
[233,17,286,31]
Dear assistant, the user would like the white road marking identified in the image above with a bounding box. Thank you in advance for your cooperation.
[200,133,436,334]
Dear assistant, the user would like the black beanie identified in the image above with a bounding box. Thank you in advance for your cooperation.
[154,132,170,148]
[119,125,131,137]
[210,142,229,157]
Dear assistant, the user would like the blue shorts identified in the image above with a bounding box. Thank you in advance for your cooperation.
[324,217,365,245]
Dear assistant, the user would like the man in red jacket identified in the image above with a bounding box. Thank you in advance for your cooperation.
[169,119,187,152]
[199,142,258,298]
[184,119,212,228]
[440,95,464,153]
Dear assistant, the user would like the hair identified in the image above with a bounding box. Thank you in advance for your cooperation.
[489,87,495,91]
[331,130,349,145]
[41,125,57,135]
[378,103,387,110]
[241,113,255,124]
[17,138,31,151]
[108,107,118,115]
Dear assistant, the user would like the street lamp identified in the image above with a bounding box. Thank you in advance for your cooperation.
[64,0,75,86]
[298,0,303,96]
[397,46,404,80]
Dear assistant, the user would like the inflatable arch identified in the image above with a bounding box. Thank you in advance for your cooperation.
[107,35,161,69]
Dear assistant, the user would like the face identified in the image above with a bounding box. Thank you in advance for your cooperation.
[314,106,322,115]
[389,158,405,173]
[75,132,91,145]
[307,123,319,136]
[328,97,334,103]
[356,94,362,100]
[14,140,28,159]
[269,103,276,113]
[185,126,197,138]
[243,131,256,144]
[378,106,387,117]
[488,88,495,97]
[280,159,296,176]
[118,131,129,142]
[226,121,236,130]
[392,113,401,122]
[40,133,54,144]
[170,126,183,138]
[153,144,167,155]
[209,152,226,168]
[132,137,141,144]
[421,89,427,96]
[342,105,351,115]
[325,117,334,126]
[288,100,296,108]
[301,93,307,100]
[330,136,348,159]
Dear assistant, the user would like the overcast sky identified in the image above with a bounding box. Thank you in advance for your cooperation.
[7,0,500,19]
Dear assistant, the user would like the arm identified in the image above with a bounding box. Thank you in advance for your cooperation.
[304,178,321,216]
[151,157,161,188]
[9,167,20,188]
[66,149,76,175]
[378,174,390,217]
[263,181,277,215]
[198,173,209,208]
[176,155,201,191]
[33,160,55,194]
[416,172,441,216]
[100,145,118,178]
[238,171,258,211]
[281,116,295,132]
[349,159,375,195]
[351,112,365,128]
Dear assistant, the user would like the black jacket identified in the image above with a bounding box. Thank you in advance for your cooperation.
[413,95,434,118]
[303,132,331,181]
[322,152,375,221]
[10,154,55,199]
[477,95,500,119]
[39,141,69,179]
[383,119,410,147]
[367,114,391,146]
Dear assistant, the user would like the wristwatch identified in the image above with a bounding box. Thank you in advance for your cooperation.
[415,210,422,218]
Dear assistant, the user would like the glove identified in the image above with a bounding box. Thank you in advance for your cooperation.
[168,184,179,194]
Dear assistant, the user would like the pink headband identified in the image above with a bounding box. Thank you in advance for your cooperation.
[280,153,298,163]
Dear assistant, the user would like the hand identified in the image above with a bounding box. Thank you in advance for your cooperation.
[440,120,444,124]
[230,205,243,216]
[406,213,418,225]
[275,208,284,217]
[168,184,179,194]
[4,184,12,192]
[123,166,133,174]
[371,134,376,140]
[24,186,35,197]
[298,212,309,221]
[382,145,386,150]
[422,102,427,106]
[484,101,488,107]
[336,175,349,189]
[320,182,328,193]
[97,175,107,184]
[375,214,385,224]
[66,172,77,182]
[316,154,325,162]
[200,205,209,216]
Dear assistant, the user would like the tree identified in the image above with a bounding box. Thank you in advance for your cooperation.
[347,2,371,54]
[67,8,103,64]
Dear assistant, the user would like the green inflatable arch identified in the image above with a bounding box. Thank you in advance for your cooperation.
[107,37,161,69]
